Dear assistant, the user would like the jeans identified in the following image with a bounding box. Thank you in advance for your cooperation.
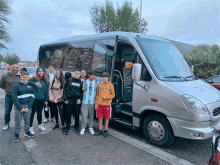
[30,99,45,127]
[66,101,81,129]
[4,95,14,124]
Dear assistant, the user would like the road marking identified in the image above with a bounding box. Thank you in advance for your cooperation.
[94,122,194,165]
[23,138,37,151]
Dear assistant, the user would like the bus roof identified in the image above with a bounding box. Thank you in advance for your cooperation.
[41,31,170,47]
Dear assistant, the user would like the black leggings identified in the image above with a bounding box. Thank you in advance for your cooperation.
[51,102,64,126]
[30,99,45,127]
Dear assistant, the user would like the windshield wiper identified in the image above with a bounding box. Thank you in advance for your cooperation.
[163,76,187,81]
[184,75,198,79]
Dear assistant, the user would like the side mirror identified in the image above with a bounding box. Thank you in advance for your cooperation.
[190,65,194,73]
[132,63,141,81]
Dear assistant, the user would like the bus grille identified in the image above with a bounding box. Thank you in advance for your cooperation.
[213,107,220,116]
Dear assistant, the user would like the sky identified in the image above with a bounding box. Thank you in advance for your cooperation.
[2,0,220,61]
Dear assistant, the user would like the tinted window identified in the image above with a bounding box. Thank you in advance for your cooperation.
[39,41,94,72]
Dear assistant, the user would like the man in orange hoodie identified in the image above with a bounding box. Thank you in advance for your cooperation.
[95,72,115,138]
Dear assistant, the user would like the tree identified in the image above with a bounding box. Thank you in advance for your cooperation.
[0,0,13,50]
[184,44,220,79]
[3,53,20,66]
[89,0,148,33]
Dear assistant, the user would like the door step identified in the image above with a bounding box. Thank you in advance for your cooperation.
[114,118,132,127]
[121,110,133,116]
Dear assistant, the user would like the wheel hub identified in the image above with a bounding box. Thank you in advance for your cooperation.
[148,121,165,141]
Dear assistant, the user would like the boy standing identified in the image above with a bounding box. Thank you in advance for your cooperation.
[12,72,35,141]
[64,69,83,135]
[80,70,99,135]
[95,72,115,138]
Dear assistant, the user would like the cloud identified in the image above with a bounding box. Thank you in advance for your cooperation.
[159,0,220,45]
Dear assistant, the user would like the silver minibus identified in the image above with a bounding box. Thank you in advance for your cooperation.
[38,32,220,147]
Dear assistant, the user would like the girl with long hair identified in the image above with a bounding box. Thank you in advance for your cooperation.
[29,68,48,134]
[49,70,65,133]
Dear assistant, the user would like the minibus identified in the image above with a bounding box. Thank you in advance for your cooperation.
[38,32,220,147]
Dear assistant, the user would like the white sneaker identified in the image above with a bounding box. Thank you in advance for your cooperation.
[29,127,35,134]
[38,124,46,131]
[89,128,94,135]
[44,118,48,123]
[80,128,85,135]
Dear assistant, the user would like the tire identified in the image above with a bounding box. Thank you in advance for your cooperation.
[143,114,175,147]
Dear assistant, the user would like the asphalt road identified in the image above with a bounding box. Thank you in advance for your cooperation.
[0,88,171,165]
[108,121,212,165]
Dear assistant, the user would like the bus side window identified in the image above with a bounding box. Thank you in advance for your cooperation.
[137,55,152,81]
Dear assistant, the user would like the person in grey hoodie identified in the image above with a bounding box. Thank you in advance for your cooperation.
[28,67,49,134]
[0,64,20,130]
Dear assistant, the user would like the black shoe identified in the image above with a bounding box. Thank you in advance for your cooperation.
[103,130,108,138]
[14,134,19,142]
[24,131,33,138]
[52,124,59,130]
[75,127,80,134]
[62,127,66,134]
[65,129,70,135]
[95,130,103,136]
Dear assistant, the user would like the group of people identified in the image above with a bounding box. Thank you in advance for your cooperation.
[0,64,115,142]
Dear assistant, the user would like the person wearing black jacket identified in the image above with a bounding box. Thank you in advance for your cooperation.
[63,69,83,135]
[12,72,35,141]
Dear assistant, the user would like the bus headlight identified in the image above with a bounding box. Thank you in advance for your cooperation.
[182,95,208,114]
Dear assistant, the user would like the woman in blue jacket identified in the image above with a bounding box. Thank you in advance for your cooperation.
[29,67,49,134]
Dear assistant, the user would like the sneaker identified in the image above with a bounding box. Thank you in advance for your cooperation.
[29,127,35,134]
[24,131,33,137]
[52,124,59,130]
[3,123,9,130]
[89,128,95,135]
[103,130,108,138]
[70,120,75,128]
[62,127,66,134]
[14,134,19,142]
[95,130,103,136]
[44,118,49,123]
[51,117,55,122]
[65,129,70,135]
[75,127,80,134]
[80,128,85,135]
[38,124,46,131]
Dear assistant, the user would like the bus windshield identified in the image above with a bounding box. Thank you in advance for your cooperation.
[135,37,193,81]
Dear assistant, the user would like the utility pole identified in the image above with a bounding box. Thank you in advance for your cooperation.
[139,0,142,33]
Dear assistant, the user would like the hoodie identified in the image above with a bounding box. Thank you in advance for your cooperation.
[95,81,115,106]
[28,77,49,101]
[63,77,83,103]
[12,81,35,111]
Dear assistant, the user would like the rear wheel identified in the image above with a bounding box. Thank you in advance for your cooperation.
[143,114,175,147]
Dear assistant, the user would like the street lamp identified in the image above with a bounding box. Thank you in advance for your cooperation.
[139,0,142,33]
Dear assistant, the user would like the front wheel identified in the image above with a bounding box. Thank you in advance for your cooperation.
[143,114,175,147]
